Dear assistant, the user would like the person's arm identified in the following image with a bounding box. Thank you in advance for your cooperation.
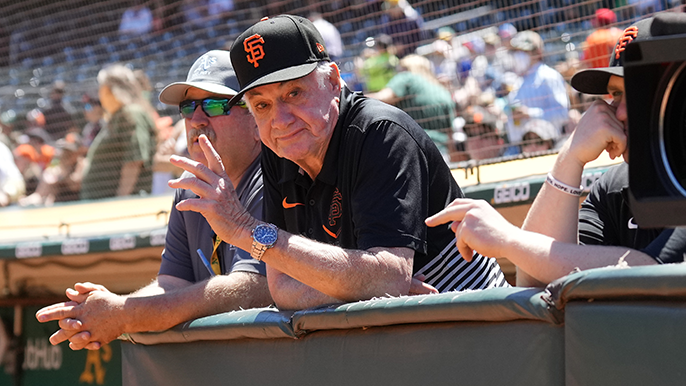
[36,272,271,350]
[426,199,656,286]
[117,160,143,196]
[366,87,400,105]
[168,136,414,308]
[264,241,414,310]
[522,100,626,242]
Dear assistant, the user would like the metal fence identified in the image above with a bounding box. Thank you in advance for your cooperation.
[0,0,681,204]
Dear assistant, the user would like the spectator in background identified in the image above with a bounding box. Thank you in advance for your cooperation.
[19,134,85,206]
[506,30,570,148]
[118,0,154,37]
[80,64,157,200]
[367,54,456,161]
[13,126,55,197]
[42,81,77,141]
[459,105,506,161]
[520,119,557,154]
[133,69,176,195]
[419,27,465,90]
[0,141,25,207]
[356,34,398,93]
[582,9,622,69]
[0,110,17,148]
[498,23,517,48]
[309,12,344,61]
[381,0,424,57]
[81,96,105,148]
[207,0,234,27]
[180,0,207,30]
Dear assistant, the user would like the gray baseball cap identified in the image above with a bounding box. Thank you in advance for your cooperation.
[159,50,240,105]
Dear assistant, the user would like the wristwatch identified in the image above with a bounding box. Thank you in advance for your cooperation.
[250,223,278,261]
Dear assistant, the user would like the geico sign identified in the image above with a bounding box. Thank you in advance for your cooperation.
[494,182,530,205]
[110,235,136,251]
[61,239,89,255]
[15,242,42,258]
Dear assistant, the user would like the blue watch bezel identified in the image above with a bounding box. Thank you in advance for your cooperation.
[253,223,278,247]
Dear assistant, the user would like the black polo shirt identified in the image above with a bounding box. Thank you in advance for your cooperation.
[580,162,684,264]
[262,87,508,292]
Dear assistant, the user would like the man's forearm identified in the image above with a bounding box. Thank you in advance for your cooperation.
[266,265,342,310]
[261,231,413,304]
[120,272,271,333]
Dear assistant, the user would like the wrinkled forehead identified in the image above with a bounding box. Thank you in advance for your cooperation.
[245,73,315,99]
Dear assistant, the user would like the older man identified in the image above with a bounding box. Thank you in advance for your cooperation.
[170,15,508,310]
[35,50,271,350]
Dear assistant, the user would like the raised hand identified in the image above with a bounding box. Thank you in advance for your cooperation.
[169,135,258,247]
[562,99,627,166]
[425,199,520,262]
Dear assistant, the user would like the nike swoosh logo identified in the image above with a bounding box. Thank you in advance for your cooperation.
[322,225,338,239]
[628,217,638,230]
[282,197,304,209]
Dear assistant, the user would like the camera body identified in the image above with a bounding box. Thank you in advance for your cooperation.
[625,35,686,228]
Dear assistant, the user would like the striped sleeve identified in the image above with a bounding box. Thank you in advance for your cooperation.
[415,241,510,292]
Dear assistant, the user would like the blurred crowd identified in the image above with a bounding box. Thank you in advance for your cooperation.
[0,1,675,207]
[356,4,631,164]
[0,67,186,208]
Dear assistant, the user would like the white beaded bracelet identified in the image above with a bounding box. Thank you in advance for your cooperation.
[545,173,584,196]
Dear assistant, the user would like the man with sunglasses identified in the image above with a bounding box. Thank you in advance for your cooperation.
[35,50,272,350]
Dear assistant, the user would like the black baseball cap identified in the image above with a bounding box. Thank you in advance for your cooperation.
[572,13,686,95]
[159,50,240,105]
[229,15,330,105]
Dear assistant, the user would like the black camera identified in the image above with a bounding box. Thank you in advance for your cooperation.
[625,35,686,227]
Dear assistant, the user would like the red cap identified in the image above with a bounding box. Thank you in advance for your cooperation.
[595,8,616,27]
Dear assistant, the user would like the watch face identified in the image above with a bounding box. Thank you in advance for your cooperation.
[254,224,278,246]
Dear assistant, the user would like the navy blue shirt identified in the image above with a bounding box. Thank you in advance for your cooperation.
[159,157,266,282]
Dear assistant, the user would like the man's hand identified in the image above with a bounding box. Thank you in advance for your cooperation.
[169,135,258,246]
[425,199,520,261]
[409,274,438,295]
[561,99,626,166]
[36,283,124,350]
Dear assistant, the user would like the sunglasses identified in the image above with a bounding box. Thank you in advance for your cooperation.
[179,98,247,119]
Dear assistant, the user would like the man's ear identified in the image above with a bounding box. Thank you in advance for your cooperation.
[329,62,341,91]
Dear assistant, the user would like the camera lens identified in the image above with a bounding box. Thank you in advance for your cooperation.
[659,62,686,196]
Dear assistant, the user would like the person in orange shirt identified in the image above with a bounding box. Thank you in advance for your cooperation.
[583,8,622,69]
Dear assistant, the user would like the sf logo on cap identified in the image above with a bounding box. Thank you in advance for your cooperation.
[615,26,638,59]
[244,34,265,68]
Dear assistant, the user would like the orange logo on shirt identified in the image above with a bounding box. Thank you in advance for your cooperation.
[282,197,304,209]
[323,188,342,239]
[614,26,638,60]
[244,34,265,68]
